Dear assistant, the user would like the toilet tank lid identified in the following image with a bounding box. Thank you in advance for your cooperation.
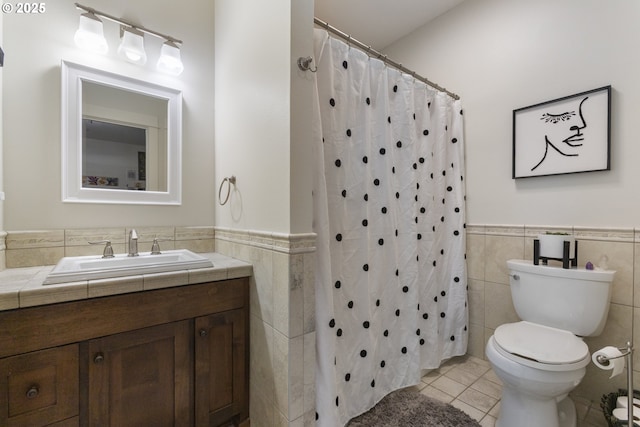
[494,321,588,364]
[507,259,615,282]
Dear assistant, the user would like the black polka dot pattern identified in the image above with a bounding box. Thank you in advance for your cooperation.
[314,35,468,427]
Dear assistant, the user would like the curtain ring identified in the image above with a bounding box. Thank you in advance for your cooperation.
[218,176,236,205]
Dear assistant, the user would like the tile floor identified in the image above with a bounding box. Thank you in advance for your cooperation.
[410,355,609,427]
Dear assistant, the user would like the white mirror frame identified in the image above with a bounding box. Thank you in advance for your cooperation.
[61,60,182,205]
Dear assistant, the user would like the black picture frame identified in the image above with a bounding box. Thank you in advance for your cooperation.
[512,85,611,179]
[138,151,146,181]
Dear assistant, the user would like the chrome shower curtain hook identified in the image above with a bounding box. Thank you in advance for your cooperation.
[297,56,317,72]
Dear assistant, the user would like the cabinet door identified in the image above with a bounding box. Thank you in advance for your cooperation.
[0,344,79,427]
[87,321,192,427]
[195,309,248,427]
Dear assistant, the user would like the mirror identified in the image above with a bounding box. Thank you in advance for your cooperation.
[61,60,182,204]
[82,82,167,192]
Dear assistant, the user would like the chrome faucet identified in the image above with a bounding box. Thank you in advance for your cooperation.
[128,229,139,257]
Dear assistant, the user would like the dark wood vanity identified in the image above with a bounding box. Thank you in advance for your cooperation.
[0,278,249,427]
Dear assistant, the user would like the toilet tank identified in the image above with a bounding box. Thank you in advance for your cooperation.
[506,259,615,337]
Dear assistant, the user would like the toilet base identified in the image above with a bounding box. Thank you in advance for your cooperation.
[496,394,577,427]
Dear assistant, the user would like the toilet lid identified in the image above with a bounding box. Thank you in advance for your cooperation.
[494,321,589,364]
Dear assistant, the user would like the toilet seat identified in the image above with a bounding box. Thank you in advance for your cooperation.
[494,321,589,368]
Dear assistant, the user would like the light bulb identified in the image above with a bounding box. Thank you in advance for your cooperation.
[126,51,142,62]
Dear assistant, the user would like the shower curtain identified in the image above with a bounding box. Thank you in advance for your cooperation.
[312,29,468,427]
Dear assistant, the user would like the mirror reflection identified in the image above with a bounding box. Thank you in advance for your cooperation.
[82,119,147,190]
[81,81,168,192]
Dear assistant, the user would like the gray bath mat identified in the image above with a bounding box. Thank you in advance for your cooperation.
[347,387,482,427]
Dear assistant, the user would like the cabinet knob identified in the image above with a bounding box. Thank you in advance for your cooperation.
[199,329,208,337]
[26,385,39,399]
[94,353,105,363]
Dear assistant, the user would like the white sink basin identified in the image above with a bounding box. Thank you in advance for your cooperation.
[43,249,214,285]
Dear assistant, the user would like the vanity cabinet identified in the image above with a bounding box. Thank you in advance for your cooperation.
[0,344,79,426]
[0,278,249,427]
[195,309,247,427]
[86,321,192,426]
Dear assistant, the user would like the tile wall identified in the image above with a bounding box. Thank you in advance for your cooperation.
[0,225,317,427]
[4,222,631,420]
[0,232,4,271]
[3,226,216,267]
[466,224,640,403]
[214,227,317,427]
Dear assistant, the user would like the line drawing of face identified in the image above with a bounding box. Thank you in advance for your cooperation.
[531,96,588,171]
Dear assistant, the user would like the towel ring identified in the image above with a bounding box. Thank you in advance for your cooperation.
[218,176,236,205]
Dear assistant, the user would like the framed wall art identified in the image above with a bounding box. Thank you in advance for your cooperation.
[512,85,611,179]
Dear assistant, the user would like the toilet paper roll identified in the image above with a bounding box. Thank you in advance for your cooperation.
[612,407,640,422]
[617,395,640,409]
[592,346,625,378]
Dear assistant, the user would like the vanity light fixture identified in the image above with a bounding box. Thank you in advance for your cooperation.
[157,41,184,76]
[117,26,147,65]
[74,11,108,54]
[74,3,183,75]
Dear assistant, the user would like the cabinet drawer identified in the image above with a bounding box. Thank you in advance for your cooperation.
[0,344,79,427]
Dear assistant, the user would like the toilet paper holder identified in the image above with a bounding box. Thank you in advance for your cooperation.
[595,342,633,365]
[596,341,635,426]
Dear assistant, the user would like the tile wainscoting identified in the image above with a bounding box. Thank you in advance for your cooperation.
[466,224,640,404]
[214,227,317,427]
[2,223,632,421]
[0,231,5,271]
[0,225,317,427]
[2,226,216,268]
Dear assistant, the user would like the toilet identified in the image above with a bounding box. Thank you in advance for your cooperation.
[486,259,615,427]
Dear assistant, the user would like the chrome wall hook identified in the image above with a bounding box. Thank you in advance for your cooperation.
[297,56,317,72]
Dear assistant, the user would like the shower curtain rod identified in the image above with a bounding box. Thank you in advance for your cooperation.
[314,17,460,100]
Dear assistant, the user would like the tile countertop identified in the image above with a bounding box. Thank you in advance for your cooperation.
[0,252,252,312]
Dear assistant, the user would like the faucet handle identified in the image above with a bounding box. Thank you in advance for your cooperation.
[88,240,114,258]
[150,238,171,255]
